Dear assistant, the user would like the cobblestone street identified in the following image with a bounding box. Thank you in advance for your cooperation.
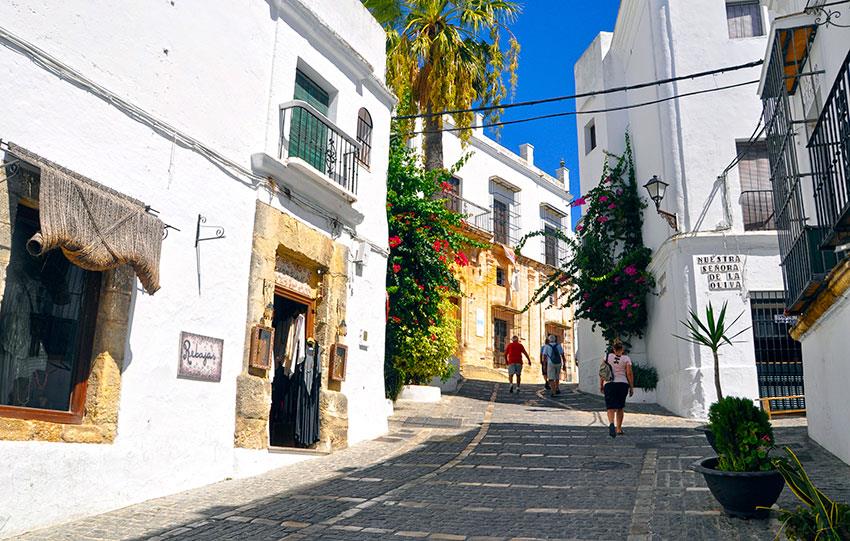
[13,380,850,541]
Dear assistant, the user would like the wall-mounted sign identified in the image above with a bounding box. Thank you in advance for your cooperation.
[178,331,224,382]
[330,343,348,382]
[696,255,744,291]
[249,325,274,370]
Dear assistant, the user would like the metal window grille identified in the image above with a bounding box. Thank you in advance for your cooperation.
[356,108,373,167]
[726,1,764,39]
[750,291,805,412]
[443,176,462,213]
[496,267,506,287]
[737,140,776,231]
[489,196,521,246]
[762,38,837,313]
[544,225,558,266]
[808,50,850,249]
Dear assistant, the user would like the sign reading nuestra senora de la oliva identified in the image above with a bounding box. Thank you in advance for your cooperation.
[695,255,743,291]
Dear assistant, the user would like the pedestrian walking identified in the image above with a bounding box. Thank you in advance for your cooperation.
[543,334,565,397]
[599,339,634,438]
[504,335,531,393]
[540,342,549,391]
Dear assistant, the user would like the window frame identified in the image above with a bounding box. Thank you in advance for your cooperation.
[495,266,506,287]
[726,1,764,39]
[0,203,103,425]
[584,119,597,154]
[356,108,373,168]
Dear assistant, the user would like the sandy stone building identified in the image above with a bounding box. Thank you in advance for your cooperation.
[421,124,576,385]
[0,0,393,537]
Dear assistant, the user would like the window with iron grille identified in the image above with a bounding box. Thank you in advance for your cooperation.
[737,141,776,231]
[726,1,764,39]
[750,291,805,412]
[544,225,558,266]
[443,176,461,213]
[493,317,509,368]
[496,266,506,287]
[493,199,510,245]
[356,108,372,167]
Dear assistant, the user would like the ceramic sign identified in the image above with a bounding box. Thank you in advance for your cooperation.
[178,331,224,382]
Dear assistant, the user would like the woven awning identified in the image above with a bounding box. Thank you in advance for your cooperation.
[7,143,164,294]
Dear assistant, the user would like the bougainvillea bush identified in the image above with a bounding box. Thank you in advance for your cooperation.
[518,134,655,343]
[384,135,482,399]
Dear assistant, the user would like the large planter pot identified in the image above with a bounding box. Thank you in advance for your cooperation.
[695,425,718,452]
[691,457,785,519]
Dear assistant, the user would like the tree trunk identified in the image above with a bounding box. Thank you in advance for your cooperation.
[423,106,444,171]
[713,349,723,401]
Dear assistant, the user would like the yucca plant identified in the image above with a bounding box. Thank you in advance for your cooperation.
[673,301,748,400]
[772,447,850,540]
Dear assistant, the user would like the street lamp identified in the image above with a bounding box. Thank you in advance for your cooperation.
[643,175,678,231]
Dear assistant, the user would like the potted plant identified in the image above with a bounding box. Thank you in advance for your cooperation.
[674,301,748,449]
[691,396,785,519]
[630,363,658,403]
[773,447,850,540]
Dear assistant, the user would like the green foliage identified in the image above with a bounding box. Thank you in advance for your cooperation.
[632,364,658,391]
[707,397,774,472]
[518,134,655,343]
[384,134,483,398]
[673,301,749,400]
[772,447,850,541]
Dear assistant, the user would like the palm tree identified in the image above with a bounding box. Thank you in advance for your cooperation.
[673,301,749,401]
[364,0,521,170]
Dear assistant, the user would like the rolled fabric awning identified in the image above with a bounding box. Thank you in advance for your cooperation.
[8,143,164,294]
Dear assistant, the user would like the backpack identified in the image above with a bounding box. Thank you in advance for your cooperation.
[599,354,614,383]
[545,343,562,364]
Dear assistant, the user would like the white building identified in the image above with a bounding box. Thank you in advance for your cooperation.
[420,125,576,383]
[574,0,794,419]
[758,0,850,465]
[0,0,394,536]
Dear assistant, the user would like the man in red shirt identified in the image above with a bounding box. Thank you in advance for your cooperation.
[505,335,531,393]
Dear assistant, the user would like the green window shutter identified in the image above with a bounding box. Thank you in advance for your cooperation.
[290,70,330,171]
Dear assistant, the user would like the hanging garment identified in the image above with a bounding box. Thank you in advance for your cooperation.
[294,342,322,447]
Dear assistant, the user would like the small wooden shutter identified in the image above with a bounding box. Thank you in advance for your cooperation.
[290,71,331,172]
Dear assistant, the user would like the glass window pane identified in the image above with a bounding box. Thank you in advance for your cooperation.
[727,2,763,39]
[0,205,98,412]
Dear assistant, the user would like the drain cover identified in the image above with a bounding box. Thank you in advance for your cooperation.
[585,460,632,471]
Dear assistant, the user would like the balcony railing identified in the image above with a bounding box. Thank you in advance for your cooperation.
[808,50,850,249]
[739,190,777,231]
[441,192,491,231]
[279,100,360,194]
[488,200,521,246]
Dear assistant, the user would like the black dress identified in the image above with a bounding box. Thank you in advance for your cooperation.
[294,342,322,447]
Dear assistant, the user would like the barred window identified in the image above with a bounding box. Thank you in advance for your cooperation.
[726,1,764,39]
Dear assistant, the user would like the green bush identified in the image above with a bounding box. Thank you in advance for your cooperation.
[707,396,774,472]
[631,364,658,390]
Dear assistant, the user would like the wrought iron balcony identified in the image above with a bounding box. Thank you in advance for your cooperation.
[278,100,360,195]
[779,226,839,313]
[739,190,777,231]
[441,192,491,231]
[808,50,850,249]
[488,200,521,247]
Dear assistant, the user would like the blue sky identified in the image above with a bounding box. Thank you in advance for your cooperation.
[489,0,620,228]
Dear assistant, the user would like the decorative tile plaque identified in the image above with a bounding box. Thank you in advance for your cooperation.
[178,331,224,382]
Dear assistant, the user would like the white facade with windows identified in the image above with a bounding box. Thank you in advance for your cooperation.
[759,0,850,465]
[574,0,789,419]
[0,0,393,537]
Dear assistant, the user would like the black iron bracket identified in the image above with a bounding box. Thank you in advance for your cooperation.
[195,214,225,246]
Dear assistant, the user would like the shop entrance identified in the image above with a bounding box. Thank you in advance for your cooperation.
[269,289,322,448]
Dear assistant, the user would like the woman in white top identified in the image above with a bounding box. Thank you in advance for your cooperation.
[599,339,634,438]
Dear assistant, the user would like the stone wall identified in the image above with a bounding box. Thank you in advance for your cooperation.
[234,200,349,451]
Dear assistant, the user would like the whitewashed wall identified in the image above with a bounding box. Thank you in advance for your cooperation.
[0,0,391,536]
[574,0,785,417]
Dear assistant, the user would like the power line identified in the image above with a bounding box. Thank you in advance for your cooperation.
[394,59,765,120]
[409,79,760,135]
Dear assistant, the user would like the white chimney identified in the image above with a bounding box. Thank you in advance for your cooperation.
[519,143,534,166]
[474,113,485,136]
[557,159,569,188]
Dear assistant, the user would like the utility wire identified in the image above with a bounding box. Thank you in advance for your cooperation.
[394,59,765,120]
[409,79,760,135]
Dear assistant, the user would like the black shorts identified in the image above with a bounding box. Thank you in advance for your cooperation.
[604,382,629,409]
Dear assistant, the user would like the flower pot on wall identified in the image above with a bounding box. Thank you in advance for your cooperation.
[690,457,785,519]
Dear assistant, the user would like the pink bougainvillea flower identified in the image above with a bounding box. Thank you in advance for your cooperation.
[616,189,623,195]
[596,216,610,223]
[392,264,401,273]
[632,303,639,308]
[599,195,609,203]
[605,301,614,307]
[624,265,638,276]
[604,176,613,184]
[608,203,617,210]
[571,197,587,207]
[388,236,402,248]
[627,312,633,318]
[576,224,584,232]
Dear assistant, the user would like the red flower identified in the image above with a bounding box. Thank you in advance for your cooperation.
[440,181,453,193]
[576,224,584,232]
[389,236,402,248]
[454,252,469,267]
[597,216,610,223]
[430,333,437,341]
[433,240,442,251]
[624,265,638,276]
[392,264,401,273]
[571,197,587,207]
[418,284,426,291]
[599,195,609,203]
[391,316,401,323]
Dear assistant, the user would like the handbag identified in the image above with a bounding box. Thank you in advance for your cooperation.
[598,354,614,383]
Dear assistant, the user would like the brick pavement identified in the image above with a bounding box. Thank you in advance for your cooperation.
[10,380,850,541]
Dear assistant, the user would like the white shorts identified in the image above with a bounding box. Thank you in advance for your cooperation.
[508,364,523,376]
[547,362,562,381]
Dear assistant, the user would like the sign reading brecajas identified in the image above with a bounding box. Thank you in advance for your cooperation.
[695,255,744,291]
[178,331,224,382]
